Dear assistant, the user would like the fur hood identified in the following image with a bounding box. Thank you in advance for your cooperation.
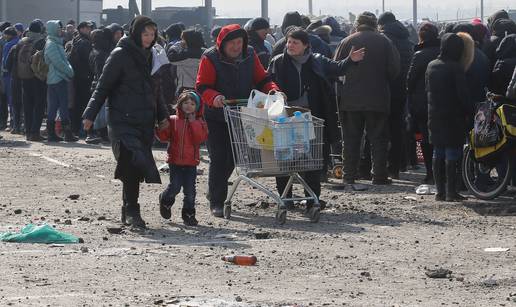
[456,32,475,71]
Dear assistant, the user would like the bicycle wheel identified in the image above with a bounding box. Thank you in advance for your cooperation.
[462,146,513,200]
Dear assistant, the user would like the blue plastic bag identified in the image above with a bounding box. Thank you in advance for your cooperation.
[0,224,80,244]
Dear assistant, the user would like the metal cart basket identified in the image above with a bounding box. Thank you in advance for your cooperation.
[223,104,325,224]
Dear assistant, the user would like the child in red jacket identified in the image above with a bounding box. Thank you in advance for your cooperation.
[156,91,208,226]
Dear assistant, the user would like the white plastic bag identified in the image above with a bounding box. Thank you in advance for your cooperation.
[247,89,269,109]
[266,94,285,120]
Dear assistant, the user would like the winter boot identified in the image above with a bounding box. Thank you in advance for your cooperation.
[84,130,102,145]
[124,203,147,228]
[445,160,466,202]
[62,122,79,142]
[433,158,446,201]
[159,192,173,220]
[46,120,63,142]
[182,208,198,226]
[210,203,224,218]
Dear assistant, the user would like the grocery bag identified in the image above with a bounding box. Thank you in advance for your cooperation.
[241,106,273,150]
[247,89,269,109]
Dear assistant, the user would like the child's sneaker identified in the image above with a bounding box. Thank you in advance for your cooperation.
[159,193,172,219]
[182,208,198,226]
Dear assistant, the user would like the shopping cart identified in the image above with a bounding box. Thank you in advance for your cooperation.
[223,101,325,224]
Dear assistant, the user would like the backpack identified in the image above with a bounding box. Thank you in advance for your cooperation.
[31,49,48,81]
[17,39,35,79]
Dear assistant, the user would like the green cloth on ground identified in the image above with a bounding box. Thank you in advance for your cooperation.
[0,224,80,244]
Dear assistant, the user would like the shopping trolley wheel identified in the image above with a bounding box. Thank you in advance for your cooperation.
[223,203,232,219]
[308,207,320,223]
[332,165,344,179]
[276,209,287,225]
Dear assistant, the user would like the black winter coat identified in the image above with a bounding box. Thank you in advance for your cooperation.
[466,47,490,104]
[381,21,414,112]
[268,51,353,143]
[82,36,169,183]
[248,31,271,68]
[69,32,93,80]
[490,34,516,95]
[426,58,473,147]
[406,39,440,118]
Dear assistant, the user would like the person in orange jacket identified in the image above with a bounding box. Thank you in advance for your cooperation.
[156,91,208,226]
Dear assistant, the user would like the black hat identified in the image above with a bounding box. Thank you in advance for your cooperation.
[77,21,92,30]
[29,20,43,33]
[3,26,17,37]
[378,12,396,26]
[0,22,12,32]
[107,23,123,34]
[129,15,157,48]
[250,17,270,31]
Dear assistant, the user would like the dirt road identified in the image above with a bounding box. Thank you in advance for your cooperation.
[1,132,516,306]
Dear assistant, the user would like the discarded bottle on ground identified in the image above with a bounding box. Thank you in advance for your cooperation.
[221,255,257,266]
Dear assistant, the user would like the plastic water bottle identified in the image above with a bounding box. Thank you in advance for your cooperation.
[273,116,293,160]
[290,111,310,155]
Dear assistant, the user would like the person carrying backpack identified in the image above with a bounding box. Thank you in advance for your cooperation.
[16,20,47,141]
[44,20,75,143]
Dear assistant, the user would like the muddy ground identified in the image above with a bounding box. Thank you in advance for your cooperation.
[1,131,516,307]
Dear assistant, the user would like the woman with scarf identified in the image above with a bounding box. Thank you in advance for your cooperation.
[82,16,169,229]
[268,27,365,210]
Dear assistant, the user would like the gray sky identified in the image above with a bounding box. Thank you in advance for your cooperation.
[103,0,515,24]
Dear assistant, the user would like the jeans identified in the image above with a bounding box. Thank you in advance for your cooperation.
[161,164,197,210]
[22,78,46,135]
[47,80,70,123]
[3,75,12,127]
[433,146,462,161]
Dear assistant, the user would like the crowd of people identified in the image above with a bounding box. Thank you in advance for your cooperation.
[1,9,516,228]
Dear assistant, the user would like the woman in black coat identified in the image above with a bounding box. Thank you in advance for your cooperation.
[426,33,474,202]
[268,27,364,209]
[82,16,169,228]
[406,22,440,183]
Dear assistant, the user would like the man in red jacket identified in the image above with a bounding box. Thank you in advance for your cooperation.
[196,24,283,217]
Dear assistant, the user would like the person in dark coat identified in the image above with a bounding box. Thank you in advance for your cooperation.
[378,12,414,179]
[85,27,113,144]
[406,23,440,183]
[247,17,272,68]
[426,33,474,202]
[164,22,185,52]
[490,34,516,96]
[272,11,332,58]
[168,29,206,95]
[452,24,490,107]
[82,16,169,229]
[334,12,400,185]
[69,21,93,137]
[483,11,516,71]
[195,24,283,217]
[322,16,348,53]
[268,27,365,209]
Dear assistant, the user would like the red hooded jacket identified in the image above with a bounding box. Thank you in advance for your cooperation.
[156,102,208,167]
[195,24,279,107]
